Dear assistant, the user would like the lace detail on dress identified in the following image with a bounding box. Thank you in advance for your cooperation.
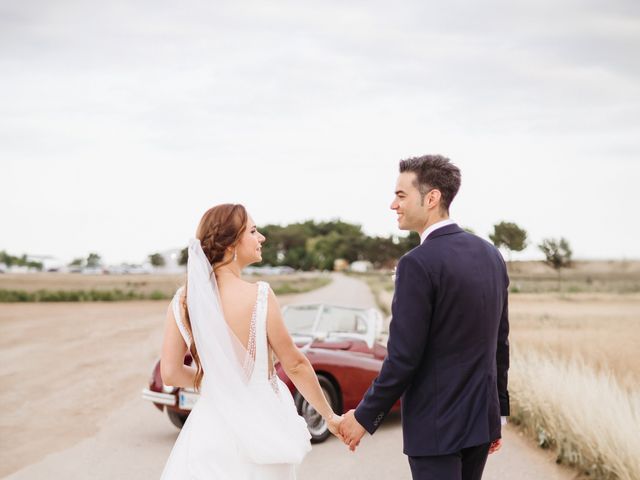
[245,281,281,394]
[242,297,259,381]
[172,287,192,348]
[269,373,280,394]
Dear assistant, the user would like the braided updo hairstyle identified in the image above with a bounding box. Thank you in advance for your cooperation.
[180,203,248,390]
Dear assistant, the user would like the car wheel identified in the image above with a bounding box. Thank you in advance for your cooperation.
[294,375,339,443]
[167,409,188,429]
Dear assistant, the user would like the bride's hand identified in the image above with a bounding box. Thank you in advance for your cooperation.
[327,414,344,441]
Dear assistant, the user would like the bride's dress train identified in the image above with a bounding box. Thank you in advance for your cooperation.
[160,240,311,479]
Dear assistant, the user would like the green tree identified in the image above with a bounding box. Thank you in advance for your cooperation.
[69,258,84,267]
[149,253,166,267]
[0,251,42,270]
[281,223,315,270]
[0,251,15,267]
[490,221,528,262]
[362,233,419,269]
[399,231,421,251]
[362,236,397,269]
[257,224,285,267]
[538,237,572,289]
[258,221,335,270]
[27,260,43,270]
[86,253,102,268]
[255,220,420,271]
[179,247,188,266]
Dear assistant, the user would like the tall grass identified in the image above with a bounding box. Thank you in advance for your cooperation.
[510,347,640,480]
[0,276,332,302]
[0,289,169,302]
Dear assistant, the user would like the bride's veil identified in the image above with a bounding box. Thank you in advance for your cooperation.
[186,239,310,464]
[187,238,255,381]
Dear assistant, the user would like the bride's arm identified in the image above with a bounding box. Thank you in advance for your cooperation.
[160,305,197,389]
[266,289,340,425]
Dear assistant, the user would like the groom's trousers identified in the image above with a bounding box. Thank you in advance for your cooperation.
[408,442,491,480]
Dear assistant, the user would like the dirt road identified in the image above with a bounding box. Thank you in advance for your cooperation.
[1,274,577,479]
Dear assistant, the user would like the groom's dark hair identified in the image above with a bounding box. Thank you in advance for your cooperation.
[399,155,461,212]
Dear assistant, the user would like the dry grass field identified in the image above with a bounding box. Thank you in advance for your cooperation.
[508,260,640,294]
[509,293,640,387]
[356,260,640,313]
[0,272,331,301]
[508,293,640,479]
[510,348,640,480]
[0,272,186,295]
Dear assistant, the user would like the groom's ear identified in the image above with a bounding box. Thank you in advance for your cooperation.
[424,189,442,209]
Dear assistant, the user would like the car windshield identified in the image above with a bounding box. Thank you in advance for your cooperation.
[283,305,320,334]
[316,306,368,334]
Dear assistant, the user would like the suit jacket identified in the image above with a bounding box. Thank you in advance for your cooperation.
[354,224,510,456]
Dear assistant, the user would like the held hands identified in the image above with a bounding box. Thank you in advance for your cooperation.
[338,409,366,452]
[327,413,344,442]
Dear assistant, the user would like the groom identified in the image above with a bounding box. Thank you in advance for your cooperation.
[340,155,510,480]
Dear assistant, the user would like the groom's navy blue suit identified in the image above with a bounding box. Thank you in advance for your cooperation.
[354,224,510,479]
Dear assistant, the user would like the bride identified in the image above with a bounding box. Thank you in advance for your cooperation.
[159,203,343,479]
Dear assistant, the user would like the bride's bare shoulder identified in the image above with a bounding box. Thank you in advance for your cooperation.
[235,276,271,290]
[217,276,260,296]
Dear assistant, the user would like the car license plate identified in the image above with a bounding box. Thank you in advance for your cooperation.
[178,391,199,410]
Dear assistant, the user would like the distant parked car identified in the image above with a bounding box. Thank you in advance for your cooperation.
[243,265,296,275]
[123,263,153,274]
[349,260,374,273]
[142,303,398,442]
[81,266,105,275]
[103,263,153,274]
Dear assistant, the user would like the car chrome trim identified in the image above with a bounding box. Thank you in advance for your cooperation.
[142,388,176,406]
[162,384,177,394]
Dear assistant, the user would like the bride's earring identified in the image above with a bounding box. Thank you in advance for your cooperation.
[233,250,238,262]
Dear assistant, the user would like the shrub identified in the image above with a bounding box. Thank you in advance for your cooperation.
[149,290,168,300]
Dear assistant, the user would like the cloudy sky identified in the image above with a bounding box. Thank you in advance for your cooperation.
[2,0,639,264]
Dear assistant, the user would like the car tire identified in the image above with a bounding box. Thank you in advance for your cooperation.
[167,409,188,429]
[294,375,339,443]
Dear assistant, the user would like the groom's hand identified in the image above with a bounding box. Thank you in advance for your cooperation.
[339,410,366,452]
[488,438,502,454]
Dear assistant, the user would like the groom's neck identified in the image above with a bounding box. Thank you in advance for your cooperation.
[417,211,449,237]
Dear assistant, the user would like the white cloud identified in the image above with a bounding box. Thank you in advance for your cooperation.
[1,0,639,263]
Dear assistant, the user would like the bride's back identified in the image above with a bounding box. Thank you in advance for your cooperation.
[216,274,260,350]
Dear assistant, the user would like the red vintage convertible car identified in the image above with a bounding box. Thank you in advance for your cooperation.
[142,303,400,442]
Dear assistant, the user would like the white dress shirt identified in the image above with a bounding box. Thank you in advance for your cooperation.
[418,218,509,427]
[419,218,456,244]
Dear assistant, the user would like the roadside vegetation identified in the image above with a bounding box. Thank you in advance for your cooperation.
[270,276,332,294]
[0,289,168,302]
[510,348,640,480]
[0,273,332,302]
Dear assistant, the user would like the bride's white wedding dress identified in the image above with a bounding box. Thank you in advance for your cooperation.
[160,240,311,479]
